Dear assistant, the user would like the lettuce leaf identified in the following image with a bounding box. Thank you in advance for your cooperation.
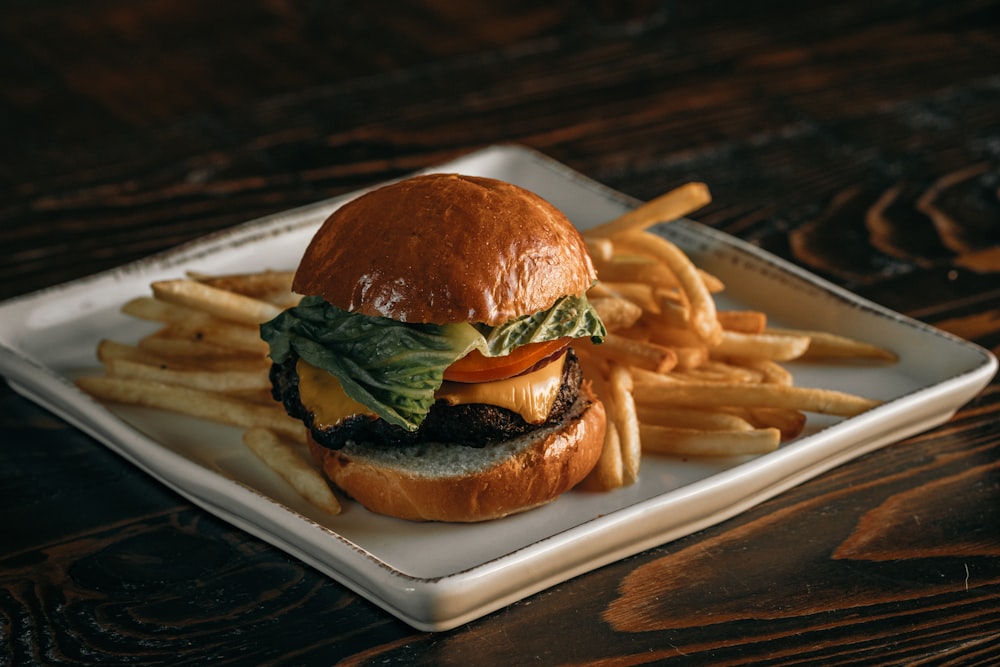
[261,294,605,431]
[477,294,607,355]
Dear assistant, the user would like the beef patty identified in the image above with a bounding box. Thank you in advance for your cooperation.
[270,348,585,450]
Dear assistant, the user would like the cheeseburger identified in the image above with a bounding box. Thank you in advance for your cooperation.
[261,173,607,522]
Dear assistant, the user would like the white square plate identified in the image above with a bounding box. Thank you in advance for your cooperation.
[1,145,995,631]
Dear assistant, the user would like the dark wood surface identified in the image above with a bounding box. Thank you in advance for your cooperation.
[2,1,999,663]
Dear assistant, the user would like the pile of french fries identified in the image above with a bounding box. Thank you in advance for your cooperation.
[75,182,896,514]
[574,183,896,491]
[75,270,344,515]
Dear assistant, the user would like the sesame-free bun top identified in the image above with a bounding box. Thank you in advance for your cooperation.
[293,173,597,326]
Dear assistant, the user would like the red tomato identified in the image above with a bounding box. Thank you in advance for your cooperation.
[443,338,570,383]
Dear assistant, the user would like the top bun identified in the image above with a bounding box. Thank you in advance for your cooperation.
[293,173,597,325]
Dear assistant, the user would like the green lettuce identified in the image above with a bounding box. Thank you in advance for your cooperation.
[261,294,606,431]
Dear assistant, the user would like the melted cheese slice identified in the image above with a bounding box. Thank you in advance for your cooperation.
[436,353,566,425]
[296,359,374,428]
[296,353,566,429]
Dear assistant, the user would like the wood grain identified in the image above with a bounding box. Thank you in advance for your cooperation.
[1,0,998,663]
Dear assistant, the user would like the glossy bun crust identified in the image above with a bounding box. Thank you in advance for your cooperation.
[308,386,606,522]
[293,173,597,325]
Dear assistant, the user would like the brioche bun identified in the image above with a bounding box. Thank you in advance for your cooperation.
[293,173,597,326]
[308,384,606,522]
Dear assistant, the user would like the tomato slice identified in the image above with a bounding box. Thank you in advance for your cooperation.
[443,338,570,384]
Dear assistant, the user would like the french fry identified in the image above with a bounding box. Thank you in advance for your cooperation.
[585,333,677,373]
[729,358,794,386]
[766,328,898,362]
[717,310,768,334]
[632,380,882,417]
[667,360,765,385]
[711,330,811,361]
[592,281,660,312]
[121,296,199,324]
[242,427,341,515]
[577,367,623,492]
[136,330,260,358]
[645,323,703,348]
[190,270,298,307]
[589,296,643,332]
[123,293,271,354]
[612,322,654,343]
[628,365,679,386]
[155,319,268,355]
[640,425,781,457]
[578,420,624,492]
[650,291,690,328]
[634,404,755,432]
[671,346,711,370]
[591,255,681,289]
[743,407,807,440]
[102,337,268,374]
[98,339,173,367]
[608,365,640,485]
[103,357,272,393]
[151,279,282,326]
[697,269,725,294]
[584,237,614,263]
[594,252,724,298]
[75,375,306,443]
[613,232,723,346]
[584,182,712,238]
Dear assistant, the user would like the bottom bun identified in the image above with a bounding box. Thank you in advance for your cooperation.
[308,385,606,522]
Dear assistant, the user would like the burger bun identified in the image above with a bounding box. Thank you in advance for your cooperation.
[308,385,606,522]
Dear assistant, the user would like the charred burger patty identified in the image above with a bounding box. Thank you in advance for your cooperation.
[270,347,585,450]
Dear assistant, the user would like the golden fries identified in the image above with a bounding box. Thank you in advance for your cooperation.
[578,420,624,492]
[74,270,349,515]
[634,405,754,431]
[711,330,811,361]
[189,270,298,307]
[716,310,767,334]
[585,182,712,237]
[584,237,614,263]
[157,318,269,355]
[589,296,643,331]
[581,334,677,373]
[640,425,781,457]
[140,336,260,364]
[122,295,200,323]
[591,254,683,289]
[579,181,896,486]
[631,380,882,417]
[731,358,794,386]
[243,427,341,515]
[607,365,641,485]
[743,407,807,440]
[102,357,272,393]
[592,281,660,312]
[151,279,283,326]
[767,327,900,362]
[76,375,306,442]
[613,232,723,346]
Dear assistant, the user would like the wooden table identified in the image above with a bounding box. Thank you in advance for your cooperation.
[2,1,998,663]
